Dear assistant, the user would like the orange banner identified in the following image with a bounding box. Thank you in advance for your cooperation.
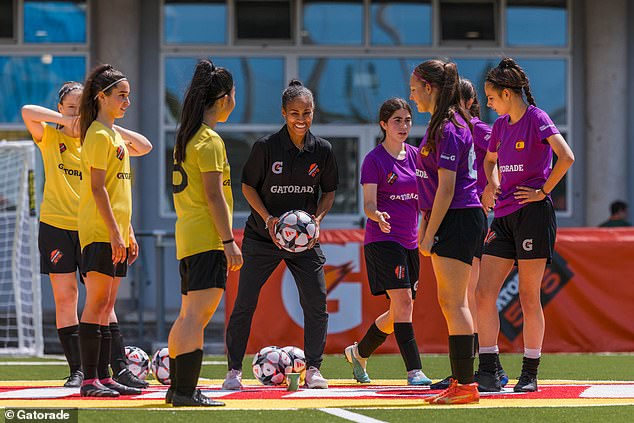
[226,228,634,353]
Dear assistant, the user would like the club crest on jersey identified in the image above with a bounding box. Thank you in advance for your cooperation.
[484,230,497,245]
[496,140,501,152]
[308,163,320,177]
[515,140,525,151]
[59,143,67,154]
[394,265,406,280]
[116,145,125,160]
[272,161,283,174]
[386,172,398,184]
[420,146,430,157]
[50,249,63,265]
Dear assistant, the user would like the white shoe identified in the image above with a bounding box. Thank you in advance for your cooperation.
[344,343,371,383]
[222,369,242,390]
[304,366,328,389]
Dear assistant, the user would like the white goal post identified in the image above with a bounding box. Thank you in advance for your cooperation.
[0,140,43,356]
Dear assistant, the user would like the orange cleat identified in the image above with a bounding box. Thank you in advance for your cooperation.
[425,379,479,405]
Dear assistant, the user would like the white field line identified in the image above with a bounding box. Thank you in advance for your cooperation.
[319,408,388,423]
[0,361,226,366]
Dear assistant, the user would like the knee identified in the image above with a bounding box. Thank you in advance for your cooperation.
[86,295,110,314]
[181,310,212,329]
[55,289,78,309]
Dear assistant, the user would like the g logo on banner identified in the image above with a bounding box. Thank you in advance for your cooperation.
[272,161,283,174]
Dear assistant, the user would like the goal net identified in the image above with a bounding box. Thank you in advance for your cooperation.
[0,141,43,356]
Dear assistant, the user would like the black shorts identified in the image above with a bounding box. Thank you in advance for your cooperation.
[179,250,227,295]
[430,208,486,265]
[473,209,489,260]
[483,199,557,263]
[80,242,128,278]
[364,241,420,299]
[39,222,81,274]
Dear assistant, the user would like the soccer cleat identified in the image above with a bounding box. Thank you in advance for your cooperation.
[63,369,84,388]
[407,369,432,386]
[344,343,371,383]
[429,375,453,390]
[165,386,175,404]
[172,389,225,407]
[222,369,243,390]
[513,373,538,392]
[474,370,501,392]
[497,366,509,387]
[114,368,150,388]
[80,379,120,397]
[101,378,142,395]
[305,366,328,389]
[425,379,479,405]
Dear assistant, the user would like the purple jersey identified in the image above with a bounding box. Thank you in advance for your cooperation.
[416,114,481,211]
[488,105,559,217]
[471,117,491,197]
[360,143,419,249]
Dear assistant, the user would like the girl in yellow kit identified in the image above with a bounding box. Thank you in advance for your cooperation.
[76,64,152,397]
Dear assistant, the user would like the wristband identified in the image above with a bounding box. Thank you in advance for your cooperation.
[539,187,551,196]
[265,215,274,229]
[222,238,234,244]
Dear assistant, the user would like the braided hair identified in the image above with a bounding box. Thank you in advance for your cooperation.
[486,57,536,106]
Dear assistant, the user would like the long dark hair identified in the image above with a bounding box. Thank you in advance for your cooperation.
[174,59,234,164]
[412,59,470,152]
[459,78,480,119]
[78,64,126,144]
[378,98,412,143]
[486,57,537,107]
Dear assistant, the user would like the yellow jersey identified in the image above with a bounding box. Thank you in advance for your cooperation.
[173,124,233,260]
[78,121,132,249]
[36,124,82,230]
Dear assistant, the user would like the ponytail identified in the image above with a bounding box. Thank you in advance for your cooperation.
[486,57,536,107]
[78,64,126,144]
[413,59,471,152]
[458,78,480,119]
[174,59,234,164]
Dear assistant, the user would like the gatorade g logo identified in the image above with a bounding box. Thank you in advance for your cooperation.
[50,249,63,265]
[515,140,525,151]
[308,163,320,177]
[522,239,533,251]
[116,145,125,160]
[395,265,406,280]
[386,172,398,185]
[59,143,67,153]
[272,161,283,174]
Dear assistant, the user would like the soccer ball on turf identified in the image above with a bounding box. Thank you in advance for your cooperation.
[252,346,292,386]
[124,346,150,380]
[274,210,317,253]
[151,347,171,385]
[282,346,306,383]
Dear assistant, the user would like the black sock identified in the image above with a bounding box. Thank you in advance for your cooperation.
[521,356,540,377]
[175,349,203,396]
[109,323,127,374]
[79,323,101,380]
[357,323,389,358]
[97,325,111,380]
[449,335,475,385]
[473,333,479,356]
[478,352,498,374]
[394,322,421,372]
[169,357,176,389]
[58,325,81,373]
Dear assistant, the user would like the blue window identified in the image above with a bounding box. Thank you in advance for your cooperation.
[371,0,431,46]
[299,57,423,123]
[164,0,226,44]
[165,57,285,124]
[454,58,567,125]
[506,0,567,47]
[24,1,86,43]
[303,0,363,45]
[0,56,86,123]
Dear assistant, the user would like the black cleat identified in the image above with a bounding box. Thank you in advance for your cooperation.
[172,389,225,407]
[102,379,142,395]
[114,368,150,388]
[513,373,538,392]
[63,369,84,388]
[165,386,175,404]
[475,370,502,392]
[80,380,119,397]
[429,375,453,390]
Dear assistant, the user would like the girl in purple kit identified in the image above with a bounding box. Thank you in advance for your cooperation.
[475,58,574,393]
[411,60,482,405]
[344,98,431,387]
